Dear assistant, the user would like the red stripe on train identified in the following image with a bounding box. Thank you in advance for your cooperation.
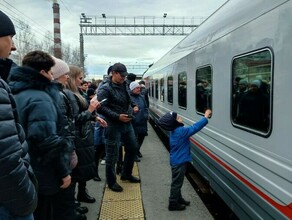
[190,138,292,219]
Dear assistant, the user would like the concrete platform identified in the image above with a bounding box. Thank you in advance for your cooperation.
[81,123,213,220]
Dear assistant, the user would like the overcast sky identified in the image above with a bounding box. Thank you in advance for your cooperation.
[1,0,227,79]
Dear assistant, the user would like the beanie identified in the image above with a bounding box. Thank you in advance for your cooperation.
[158,111,183,131]
[87,88,95,97]
[0,11,16,37]
[171,111,177,120]
[251,79,261,88]
[127,73,136,82]
[51,56,70,79]
[130,81,140,91]
[139,80,145,85]
[239,79,248,86]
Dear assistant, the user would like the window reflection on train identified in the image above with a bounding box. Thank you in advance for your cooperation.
[232,49,271,134]
[160,78,164,102]
[148,49,271,136]
[167,75,173,104]
[196,66,212,114]
[178,72,187,108]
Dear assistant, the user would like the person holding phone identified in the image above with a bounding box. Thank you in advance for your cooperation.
[97,63,140,192]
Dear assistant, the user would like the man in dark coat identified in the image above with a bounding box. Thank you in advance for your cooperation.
[0,10,37,220]
[9,51,72,220]
[97,63,140,192]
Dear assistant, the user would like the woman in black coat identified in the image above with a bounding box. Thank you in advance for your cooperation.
[66,65,105,203]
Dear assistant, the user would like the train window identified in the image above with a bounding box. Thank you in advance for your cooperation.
[178,72,187,108]
[151,81,154,98]
[167,75,173,104]
[155,80,158,99]
[196,66,212,114]
[160,78,164,102]
[232,49,272,134]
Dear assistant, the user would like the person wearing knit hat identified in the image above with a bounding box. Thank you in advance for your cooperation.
[129,81,140,91]
[51,56,70,80]
[129,79,148,160]
[0,11,16,38]
[0,10,38,219]
[51,56,89,220]
[158,111,183,131]
[158,109,212,211]
[0,10,16,60]
[251,79,261,88]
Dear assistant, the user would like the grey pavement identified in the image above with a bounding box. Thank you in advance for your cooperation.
[83,123,213,220]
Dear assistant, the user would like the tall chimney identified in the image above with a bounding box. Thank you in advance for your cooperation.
[53,1,62,58]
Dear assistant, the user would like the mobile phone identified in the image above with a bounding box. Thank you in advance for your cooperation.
[127,115,133,118]
[99,98,107,104]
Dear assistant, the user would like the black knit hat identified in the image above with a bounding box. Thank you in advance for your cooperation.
[0,11,16,37]
[87,88,95,97]
[158,111,183,131]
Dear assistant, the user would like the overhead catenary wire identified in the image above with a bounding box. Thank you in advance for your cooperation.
[0,0,54,42]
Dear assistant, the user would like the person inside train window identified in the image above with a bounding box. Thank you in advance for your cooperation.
[236,79,270,132]
[196,79,211,113]
[232,79,248,119]
[158,109,212,211]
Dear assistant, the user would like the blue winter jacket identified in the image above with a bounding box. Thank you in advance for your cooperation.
[9,66,72,195]
[0,58,37,216]
[170,117,208,166]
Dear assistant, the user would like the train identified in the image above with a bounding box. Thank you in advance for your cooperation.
[143,0,292,219]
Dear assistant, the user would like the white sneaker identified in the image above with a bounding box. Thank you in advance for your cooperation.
[100,160,106,165]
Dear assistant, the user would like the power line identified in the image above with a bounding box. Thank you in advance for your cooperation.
[0,1,54,42]
[59,0,72,15]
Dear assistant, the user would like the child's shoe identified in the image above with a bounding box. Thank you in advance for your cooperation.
[168,203,186,211]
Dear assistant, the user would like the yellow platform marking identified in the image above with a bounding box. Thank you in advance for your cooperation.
[99,163,145,220]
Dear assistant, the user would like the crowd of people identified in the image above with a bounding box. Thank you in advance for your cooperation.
[0,9,214,220]
[0,10,152,220]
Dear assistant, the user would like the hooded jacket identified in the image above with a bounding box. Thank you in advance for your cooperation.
[158,111,208,166]
[9,65,72,195]
[0,58,37,216]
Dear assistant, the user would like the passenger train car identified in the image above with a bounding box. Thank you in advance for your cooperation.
[143,0,292,219]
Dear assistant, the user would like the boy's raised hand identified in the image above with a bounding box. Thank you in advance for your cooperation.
[204,109,212,118]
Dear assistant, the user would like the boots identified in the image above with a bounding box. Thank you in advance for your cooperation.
[77,182,96,203]
[168,203,186,211]
[93,173,101,181]
[178,198,190,206]
[94,149,101,181]
[77,189,96,203]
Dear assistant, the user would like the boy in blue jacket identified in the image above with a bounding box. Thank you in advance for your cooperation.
[158,109,212,211]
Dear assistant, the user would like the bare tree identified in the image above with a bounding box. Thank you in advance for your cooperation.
[40,31,54,54]
[11,20,83,71]
[13,21,39,65]
[62,43,82,67]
